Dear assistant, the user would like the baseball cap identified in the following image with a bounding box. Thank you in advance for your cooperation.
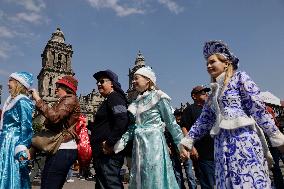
[191,86,210,95]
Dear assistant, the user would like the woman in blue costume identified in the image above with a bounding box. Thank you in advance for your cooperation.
[181,40,284,189]
[114,66,188,189]
[0,72,34,189]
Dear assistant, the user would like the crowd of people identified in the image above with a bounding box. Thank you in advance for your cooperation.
[0,40,284,189]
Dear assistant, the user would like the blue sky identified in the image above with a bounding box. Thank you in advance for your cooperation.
[0,0,283,108]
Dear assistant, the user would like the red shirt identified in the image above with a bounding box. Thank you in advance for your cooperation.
[266,106,280,128]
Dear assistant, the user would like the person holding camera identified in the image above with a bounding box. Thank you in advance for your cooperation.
[31,75,81,189]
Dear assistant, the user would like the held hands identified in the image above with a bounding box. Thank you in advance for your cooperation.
[190,147,199,161]
[102,141,114,155]
[179,145,190,162]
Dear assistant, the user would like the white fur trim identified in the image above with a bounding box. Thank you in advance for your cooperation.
[128,103,137,117]
[10,73,30,89]
[209,81,222,136]
[134,66,156,85]
[14,145,27,155]
[114,140,125,153]
[219,116,256,129]
[128,90,170,116]
[128,90,171,124]
[156,90,171,100]
[210,116,257,136]
[180,136,194,150]
[269,130,284,147]
[0,95,29,130]
[135,136,141,188]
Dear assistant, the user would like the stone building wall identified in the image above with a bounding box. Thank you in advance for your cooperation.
[127,51,146,102]
[37,28,104,122]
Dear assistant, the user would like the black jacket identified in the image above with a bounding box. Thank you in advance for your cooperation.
[89,91,129,157]
[181,103,214,161]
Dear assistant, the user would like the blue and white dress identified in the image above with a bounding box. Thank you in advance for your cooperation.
[181,71,284,189]
[114,90,183,189]
[0,95,34,189]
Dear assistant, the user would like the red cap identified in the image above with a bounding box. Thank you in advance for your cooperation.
[56,75,78,93]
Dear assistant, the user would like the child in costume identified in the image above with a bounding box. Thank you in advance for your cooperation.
[114,66,187,189]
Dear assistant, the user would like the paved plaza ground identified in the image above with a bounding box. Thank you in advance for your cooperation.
[32,160,284,189]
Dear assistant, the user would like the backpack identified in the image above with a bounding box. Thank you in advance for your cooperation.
[75,114,92,167]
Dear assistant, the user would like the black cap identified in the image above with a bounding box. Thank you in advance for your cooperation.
[191,85,210,95]
[174,109,183,116]
[93,69,125,97]
[93,69,121,86]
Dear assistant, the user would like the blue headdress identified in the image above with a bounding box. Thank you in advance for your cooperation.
[203,40,239,69]
[10,71,33,89]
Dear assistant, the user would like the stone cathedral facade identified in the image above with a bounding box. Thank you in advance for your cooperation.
[37,28,150,122]
[127,51,146,102]
[37,28,104,122]
[37,28,74,103]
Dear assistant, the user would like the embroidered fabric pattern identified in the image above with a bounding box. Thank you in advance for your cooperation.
[188,71,281,188]
[114,90,182,189]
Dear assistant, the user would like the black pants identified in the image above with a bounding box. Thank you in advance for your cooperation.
[41,149,78,189]
[94,154,124,189]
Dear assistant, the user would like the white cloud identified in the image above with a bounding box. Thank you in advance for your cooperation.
[0,10,4,19]
[87,0,144,17]
[0,0,47,60]
[0,42,14,59]
[11,12,43,24]
[8,0,46,13]
[0,26,15,38]
[0,69,10,76]
[86,0,184,16]
[157,0,184,14]
[3,0,47,24]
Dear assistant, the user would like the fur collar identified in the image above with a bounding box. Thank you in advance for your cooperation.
[128,90,171,124]
[0,94,29,130]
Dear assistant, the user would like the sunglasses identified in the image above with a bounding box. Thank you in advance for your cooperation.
[96,79,110,85]
[193,90,208,95]
[197,91,208,95]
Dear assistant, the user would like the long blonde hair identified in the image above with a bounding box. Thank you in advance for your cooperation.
[144,77,159,91]
[213,54,235,87]
[147,79,159,91]
[10,79,29,98]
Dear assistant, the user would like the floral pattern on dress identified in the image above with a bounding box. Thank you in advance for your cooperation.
[188,71,280,189]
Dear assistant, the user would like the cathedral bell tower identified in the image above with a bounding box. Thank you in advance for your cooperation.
[37,28,74,103]
[127,51,146,102]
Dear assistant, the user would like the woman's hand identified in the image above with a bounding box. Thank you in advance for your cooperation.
[30,88,41,102]
[190,147,199,161]
[180,147,190,162]
[19,149,30,161]
[102,141,114,155]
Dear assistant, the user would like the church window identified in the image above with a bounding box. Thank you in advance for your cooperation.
[49,77,53,85]
[56,54,62,69]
